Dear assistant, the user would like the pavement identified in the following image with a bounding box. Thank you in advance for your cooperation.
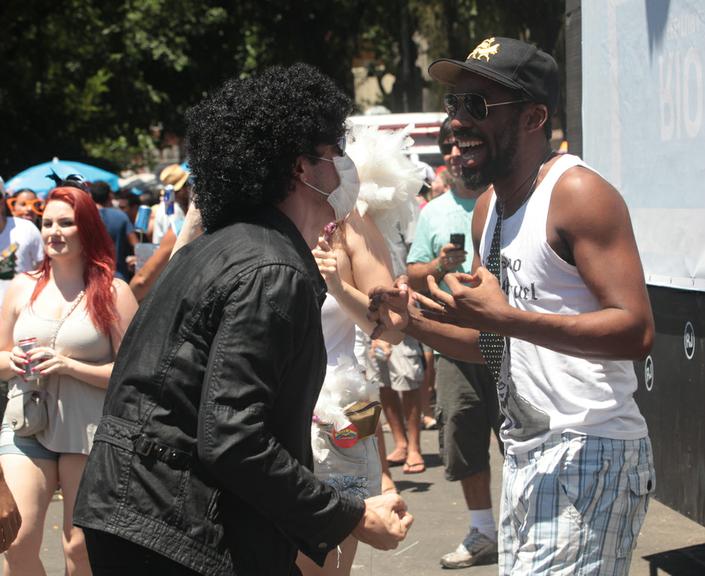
[5,429,705,575]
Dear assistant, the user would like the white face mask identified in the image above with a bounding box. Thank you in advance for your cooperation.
[304,153,360,222]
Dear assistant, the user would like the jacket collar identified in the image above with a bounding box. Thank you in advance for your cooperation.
[258,205,327,304]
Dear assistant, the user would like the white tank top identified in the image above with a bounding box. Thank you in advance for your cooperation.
[479,153,648,454]
[321,294,356,367]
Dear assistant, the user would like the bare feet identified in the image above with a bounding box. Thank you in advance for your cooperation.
[402,452,425,475]
[386,447,408,467]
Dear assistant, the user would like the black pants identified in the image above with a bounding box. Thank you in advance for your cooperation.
[83,528,202,576]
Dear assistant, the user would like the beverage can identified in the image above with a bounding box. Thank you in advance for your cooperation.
[135,205,151,232]
[164,185,175,216]
[18,337,40,381]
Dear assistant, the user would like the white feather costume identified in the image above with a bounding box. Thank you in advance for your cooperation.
[311,125,425,463]
[346,124,425,249]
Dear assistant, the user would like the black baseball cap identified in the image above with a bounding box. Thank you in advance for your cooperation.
[429,37,559,116]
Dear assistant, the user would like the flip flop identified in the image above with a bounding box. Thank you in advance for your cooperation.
[403,460,426,474]
[386,449,408,467]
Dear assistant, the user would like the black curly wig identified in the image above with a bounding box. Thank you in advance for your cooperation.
[185,63,353,232]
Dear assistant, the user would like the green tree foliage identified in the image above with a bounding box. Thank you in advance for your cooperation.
[414,0,565,112]
[0,0,564,178]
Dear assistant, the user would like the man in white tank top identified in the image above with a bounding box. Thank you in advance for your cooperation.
[369,37,656,576]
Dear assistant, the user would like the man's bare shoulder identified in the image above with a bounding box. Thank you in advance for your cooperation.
[551,164,632,240]
[554,164,623,205]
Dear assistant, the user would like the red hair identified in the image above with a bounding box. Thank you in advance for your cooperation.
[30,187,117,334]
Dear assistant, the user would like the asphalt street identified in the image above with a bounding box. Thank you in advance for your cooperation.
[5,430,705,575]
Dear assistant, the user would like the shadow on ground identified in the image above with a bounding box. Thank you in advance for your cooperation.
[395,480,434,493]
[643,542,705,575]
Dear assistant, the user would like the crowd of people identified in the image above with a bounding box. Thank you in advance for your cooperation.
[0,35,655,576]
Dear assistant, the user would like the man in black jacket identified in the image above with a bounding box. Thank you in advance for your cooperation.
[74,64,412,575]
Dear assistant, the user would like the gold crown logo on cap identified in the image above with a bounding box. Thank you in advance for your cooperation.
[468,37,500,62]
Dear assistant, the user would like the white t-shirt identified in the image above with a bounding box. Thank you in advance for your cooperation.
[152,202,185,245]
[0,217,44,306]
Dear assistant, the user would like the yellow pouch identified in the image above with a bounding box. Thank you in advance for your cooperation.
[343,400,382,440]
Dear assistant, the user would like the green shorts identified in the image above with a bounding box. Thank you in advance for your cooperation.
[435,356,502,481]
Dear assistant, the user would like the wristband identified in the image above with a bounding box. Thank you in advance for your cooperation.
[435,259,446,275]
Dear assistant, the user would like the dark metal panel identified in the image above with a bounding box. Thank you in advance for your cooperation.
[634,286,705,526]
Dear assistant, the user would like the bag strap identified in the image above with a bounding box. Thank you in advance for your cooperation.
[50,291,85,348]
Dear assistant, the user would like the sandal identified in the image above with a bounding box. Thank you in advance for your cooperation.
[403,460,426,474]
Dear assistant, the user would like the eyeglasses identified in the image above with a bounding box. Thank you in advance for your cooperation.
[309,134,347,160]
[333,134,347,155]
[439,140,458,155]
[443,93,527,121]
[6,197,45,216]
[326,134,347,155]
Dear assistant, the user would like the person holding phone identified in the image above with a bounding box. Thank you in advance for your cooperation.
[405,117,502,569]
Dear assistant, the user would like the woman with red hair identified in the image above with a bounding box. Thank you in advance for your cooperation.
[0,186,138,575]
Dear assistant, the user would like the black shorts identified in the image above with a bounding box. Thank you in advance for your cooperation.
[434,356,502,481]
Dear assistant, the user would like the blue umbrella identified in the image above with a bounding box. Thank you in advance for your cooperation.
[6,157,119,198]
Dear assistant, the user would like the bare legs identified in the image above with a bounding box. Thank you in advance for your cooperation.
[59,454,91,576]
[460,469,492,510]
[0,454,56,576]
[0,452,91,576]
[379,387,424,472]
[375,424,396,494]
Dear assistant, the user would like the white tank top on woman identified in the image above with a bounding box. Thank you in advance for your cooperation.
[479,153,648,455]
[321,294,356,368]
[11,303,112,454]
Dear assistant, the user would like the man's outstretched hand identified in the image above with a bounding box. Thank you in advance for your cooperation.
[412,268,510,332]
[353,492,413,550]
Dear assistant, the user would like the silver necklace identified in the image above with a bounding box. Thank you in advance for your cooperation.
[499,149,555,217]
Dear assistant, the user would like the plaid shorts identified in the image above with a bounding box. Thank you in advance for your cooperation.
[500,433,655,576]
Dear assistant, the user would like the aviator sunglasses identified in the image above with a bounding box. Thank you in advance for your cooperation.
[444,93,527,121]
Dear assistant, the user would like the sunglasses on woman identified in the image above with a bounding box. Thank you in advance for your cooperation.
[439,140,458,155]
[6,197,45,216]
[443,93,527,121]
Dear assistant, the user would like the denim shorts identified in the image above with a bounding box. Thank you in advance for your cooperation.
[0,423,59,461]
[313,432,381,500]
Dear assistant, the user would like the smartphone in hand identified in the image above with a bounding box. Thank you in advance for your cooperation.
[449,233,465,250]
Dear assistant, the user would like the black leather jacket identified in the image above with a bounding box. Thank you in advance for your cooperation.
[74,206,365,575]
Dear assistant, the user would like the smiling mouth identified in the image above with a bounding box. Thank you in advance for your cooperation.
[456,137,487,167]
